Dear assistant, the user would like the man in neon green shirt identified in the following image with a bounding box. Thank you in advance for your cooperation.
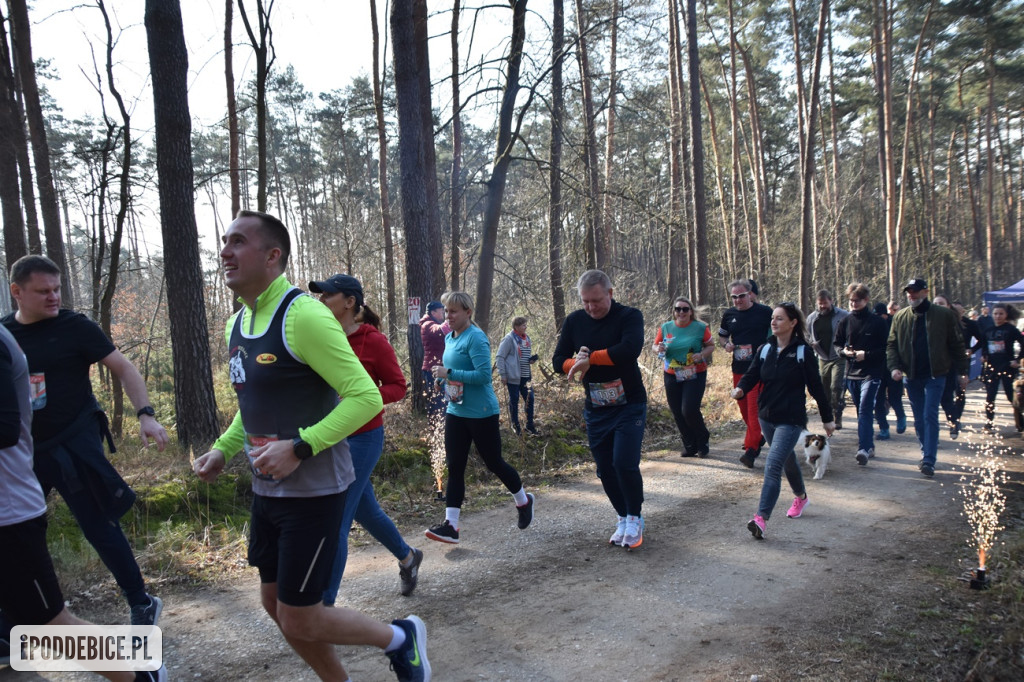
[194,211,430,681]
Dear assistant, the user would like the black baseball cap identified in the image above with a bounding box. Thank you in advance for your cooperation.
[903,278,927,292]
[309,274,364,306]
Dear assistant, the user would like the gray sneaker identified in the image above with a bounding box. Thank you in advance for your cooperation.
[399,548,424,597]
[130,594,162,627]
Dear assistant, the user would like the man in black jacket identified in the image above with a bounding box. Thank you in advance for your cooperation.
[553,270,647,550]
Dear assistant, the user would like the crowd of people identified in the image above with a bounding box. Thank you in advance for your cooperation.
[3,208,1022,681]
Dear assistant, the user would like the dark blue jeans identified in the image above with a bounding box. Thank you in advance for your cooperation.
[322,426,411,605]
[875,374,906,430]
[506,381,535,432]
[584,402,647,518]
[846,377,881,452]
[904,375,945,466]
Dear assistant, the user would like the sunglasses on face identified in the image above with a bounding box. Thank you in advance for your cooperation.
[731,293,748,300]
[674,306,691,313]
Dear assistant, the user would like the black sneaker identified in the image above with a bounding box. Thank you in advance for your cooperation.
[920,463,935,478]
[525,425,539,436]
[130,594,162,627]
[424,520,459,544]
[517,493,535,530]
[680,449,698,458]
[399,548,424,597]
[697,444,710,458]
[135,666,168,681]
[739,448,757,468]
[387,615,430,681]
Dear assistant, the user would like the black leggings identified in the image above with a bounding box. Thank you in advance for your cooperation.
[983,365,1019,422]
[663,371,709,452]
[444,413,522,508]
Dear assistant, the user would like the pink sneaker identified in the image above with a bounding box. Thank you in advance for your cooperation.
[747,514,766,539]
[787,495,808,518]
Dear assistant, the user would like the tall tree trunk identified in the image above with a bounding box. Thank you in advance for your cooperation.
[475,0,528,334]
[391,0,440,413]
[7,0,72,305]
[685,0,708,303]
[548,0,566,332]
[449,0,464,292]
[237,0,274,212]
[601,0,618,266]
[667,0,686,298]
[145,0,221,449]
[574,0,604,270]
[0,9,27,272]
[225,0,241,217]
[370,0,400,342]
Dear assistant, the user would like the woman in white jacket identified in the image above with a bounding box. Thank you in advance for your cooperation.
[496,317,539,435]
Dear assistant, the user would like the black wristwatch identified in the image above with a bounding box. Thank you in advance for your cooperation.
[292,437,314,461]
[136,406,156,418]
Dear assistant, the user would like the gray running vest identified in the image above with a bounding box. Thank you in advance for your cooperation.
[229,287,354,497]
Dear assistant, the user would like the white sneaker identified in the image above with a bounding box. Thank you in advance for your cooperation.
[622,515,644,549]
[609,516,627,545]
[855,450,869,466]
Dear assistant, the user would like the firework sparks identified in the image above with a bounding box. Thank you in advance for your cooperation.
[956,423,1009,584]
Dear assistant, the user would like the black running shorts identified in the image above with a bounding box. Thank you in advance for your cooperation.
[248,492,346,607]
[0,514,65,624]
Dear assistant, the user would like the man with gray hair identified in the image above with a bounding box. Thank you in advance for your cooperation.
[553,270,648,550]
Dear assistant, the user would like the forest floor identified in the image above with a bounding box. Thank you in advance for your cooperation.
[3,389,1024,681]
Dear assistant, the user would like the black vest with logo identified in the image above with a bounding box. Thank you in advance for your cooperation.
[228,287,354,497]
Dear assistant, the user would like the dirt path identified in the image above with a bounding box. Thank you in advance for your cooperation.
[5,392,1023,681]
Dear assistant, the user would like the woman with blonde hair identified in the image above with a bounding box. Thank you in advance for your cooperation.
[426,292,534,543]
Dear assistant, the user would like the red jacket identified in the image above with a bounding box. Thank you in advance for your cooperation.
[420,314,449,370]
[347,323,408,434]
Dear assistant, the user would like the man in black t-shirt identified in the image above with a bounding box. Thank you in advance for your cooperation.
[3,255,168,627]
[718,278,772,467]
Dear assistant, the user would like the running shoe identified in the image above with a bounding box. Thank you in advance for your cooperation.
[856,450,869,466]
[950,423,960,440]
[399,548,424,597]
[896,415,907,434]
[877,428,890,440]
[786,496,808,519]
[622,515,644,549]
[609,516,627,546]
[697,444,710,458]
[747,514,766,539]
[387,615,431,682]
[424,520,459,544]
[517,493,535,530]
[739,448,757,468]
[920,463,935,478]
[130,594,163,627]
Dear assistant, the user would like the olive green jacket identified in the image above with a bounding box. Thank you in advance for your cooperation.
[886,302,968,379]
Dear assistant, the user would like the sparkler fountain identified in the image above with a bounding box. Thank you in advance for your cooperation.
[427,411,447,501]
[957,423,1009,590]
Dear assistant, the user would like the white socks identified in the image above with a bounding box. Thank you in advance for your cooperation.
[445,507,461,529]
[513,487,529,506]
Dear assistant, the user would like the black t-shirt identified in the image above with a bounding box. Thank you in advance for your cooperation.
[717,303,773,374]
[0,310,115,442]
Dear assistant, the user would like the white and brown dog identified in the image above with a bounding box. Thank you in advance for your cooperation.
[800,431,831,480]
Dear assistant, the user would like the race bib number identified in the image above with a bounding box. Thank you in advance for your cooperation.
[444,379,465,404]
[675,365,698,382]
[588,379,627,407]
[29,373,46,410]
[734,344,753,361]
[988,340,1005,355]
[244,433,279,482]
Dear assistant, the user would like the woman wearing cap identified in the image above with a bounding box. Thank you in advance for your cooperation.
[425,291,534,544]
[310,274,423,601]
[653,296,714,457]
[731,302,836,540]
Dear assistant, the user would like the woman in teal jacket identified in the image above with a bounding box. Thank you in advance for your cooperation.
[425,292,534,544]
